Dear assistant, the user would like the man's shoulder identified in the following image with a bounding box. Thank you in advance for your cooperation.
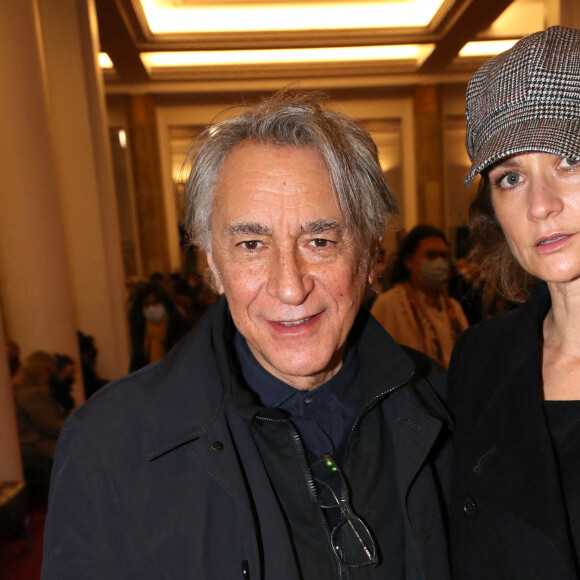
[358,311,449,419]
[70,307,224,443]
[399,345,448,412]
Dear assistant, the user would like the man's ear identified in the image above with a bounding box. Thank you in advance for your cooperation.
[367,243,378,285]
[205,251,225,294]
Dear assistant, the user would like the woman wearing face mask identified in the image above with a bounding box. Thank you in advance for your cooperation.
[128,281,191,372]
[371,225,468,367]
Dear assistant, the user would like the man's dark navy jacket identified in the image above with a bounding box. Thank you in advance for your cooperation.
[42,299,452,579]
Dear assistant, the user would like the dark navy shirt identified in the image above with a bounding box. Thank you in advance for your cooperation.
[234,331,361,460]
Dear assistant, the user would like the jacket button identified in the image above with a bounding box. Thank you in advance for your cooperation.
[211,441,224,452]
[463,496,477,516]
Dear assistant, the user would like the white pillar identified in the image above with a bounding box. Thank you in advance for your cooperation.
[0,0,82,405]
[37,0,130,381]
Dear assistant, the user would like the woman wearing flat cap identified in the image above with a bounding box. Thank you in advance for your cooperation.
[449,26,580,579]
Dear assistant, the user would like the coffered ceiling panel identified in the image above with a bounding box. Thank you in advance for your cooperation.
[95,0,547,92]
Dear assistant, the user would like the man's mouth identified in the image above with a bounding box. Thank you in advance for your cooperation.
[279,316,315,327]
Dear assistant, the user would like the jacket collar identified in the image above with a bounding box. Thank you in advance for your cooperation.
[141,300,227,460]
[141,300,448,461]
[217,305,421,423]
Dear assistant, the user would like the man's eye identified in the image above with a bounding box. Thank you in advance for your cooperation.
[239,240,262,250]
[561,156,580,169]
[309,238,331,248]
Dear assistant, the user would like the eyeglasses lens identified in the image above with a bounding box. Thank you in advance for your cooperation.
[332,516,377,566]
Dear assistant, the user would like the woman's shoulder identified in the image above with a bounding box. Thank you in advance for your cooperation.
[456,304,525,351]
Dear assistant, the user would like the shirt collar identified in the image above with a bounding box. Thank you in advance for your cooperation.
[233,330,359,410]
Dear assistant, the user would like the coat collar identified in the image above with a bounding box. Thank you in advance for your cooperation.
[141,300,450,462]
[141,301,226,460]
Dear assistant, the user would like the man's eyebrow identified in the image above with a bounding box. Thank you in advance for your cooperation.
[225,222,272,237]
[300,219,344,236]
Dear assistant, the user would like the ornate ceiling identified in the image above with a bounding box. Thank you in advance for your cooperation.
[95,0,546,95]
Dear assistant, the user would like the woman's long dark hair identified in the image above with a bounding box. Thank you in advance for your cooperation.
[468,175,537,304]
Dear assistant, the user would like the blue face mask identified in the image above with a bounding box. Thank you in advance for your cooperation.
[419,258,449,288]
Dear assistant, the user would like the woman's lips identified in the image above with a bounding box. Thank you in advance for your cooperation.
[535,233,573,253]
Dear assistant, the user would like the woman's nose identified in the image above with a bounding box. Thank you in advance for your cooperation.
[527,174,564,220]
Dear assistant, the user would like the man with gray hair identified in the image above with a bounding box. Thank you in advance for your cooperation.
[42,91,452,579]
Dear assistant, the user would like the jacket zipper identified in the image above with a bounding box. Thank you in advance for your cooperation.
[254,366,413,577]
[342,367,414,477]
[256,415,340,574]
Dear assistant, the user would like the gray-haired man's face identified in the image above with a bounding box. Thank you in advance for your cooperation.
[207,141,370,391]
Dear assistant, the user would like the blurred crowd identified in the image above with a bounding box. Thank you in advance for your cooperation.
[6,267,217,486]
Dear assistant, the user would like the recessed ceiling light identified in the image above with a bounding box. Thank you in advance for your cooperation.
[459,39,519,58]
[140,44,435,69]
[137,0,447,34]
[98,53,114,68]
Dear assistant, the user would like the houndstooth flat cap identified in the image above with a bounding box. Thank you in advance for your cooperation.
[464,26,580,185]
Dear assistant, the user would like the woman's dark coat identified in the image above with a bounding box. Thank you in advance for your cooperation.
[42,300,452,579]
[448,282,578,579]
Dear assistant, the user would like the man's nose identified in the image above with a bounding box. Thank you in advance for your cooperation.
[266,249,313,305]
[527,174,564,220]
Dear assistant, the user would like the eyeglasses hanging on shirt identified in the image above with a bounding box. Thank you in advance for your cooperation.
[311,453,379,568]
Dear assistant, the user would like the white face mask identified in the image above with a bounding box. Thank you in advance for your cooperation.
[419,258,450,288]
[143,303,166,324]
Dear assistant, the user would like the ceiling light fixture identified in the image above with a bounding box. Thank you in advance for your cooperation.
[98,53,114,68]
[140,44,435,69]
[459,39,519,58]
[137,0,447,34]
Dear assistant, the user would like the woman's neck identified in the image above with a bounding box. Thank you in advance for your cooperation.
[542,280,580,400]
[544,280,580,352]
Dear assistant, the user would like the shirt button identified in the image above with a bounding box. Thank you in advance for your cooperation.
[463,496,477,517]
[304,396,313,404]
[211,441,224,452]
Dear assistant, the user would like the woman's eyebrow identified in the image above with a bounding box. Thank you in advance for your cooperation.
[490,157,522,171]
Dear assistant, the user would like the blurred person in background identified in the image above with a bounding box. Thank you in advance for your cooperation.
[13,351,67,473]
[49,353,76,414]
[128,281,191,371]
[78,331,108,400]
[371,225,469,367]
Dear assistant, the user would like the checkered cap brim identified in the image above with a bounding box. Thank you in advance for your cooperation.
[465,26,580,185]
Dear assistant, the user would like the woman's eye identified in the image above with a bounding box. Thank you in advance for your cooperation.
[561,156,580,169]
[497,172,521,188]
